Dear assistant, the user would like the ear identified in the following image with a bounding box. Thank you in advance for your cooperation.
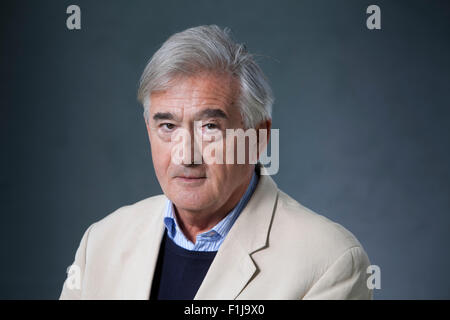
[256,119,272,160]
[258,118,272,142]
[144,117,153,147]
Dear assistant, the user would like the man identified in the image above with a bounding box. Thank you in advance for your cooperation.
[59,25,373,300]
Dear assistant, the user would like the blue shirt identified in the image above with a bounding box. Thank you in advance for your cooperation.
[163,170,259,251]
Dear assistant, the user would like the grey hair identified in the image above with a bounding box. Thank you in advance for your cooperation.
[137,25,274,129]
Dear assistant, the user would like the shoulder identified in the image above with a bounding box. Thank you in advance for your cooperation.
[270,189,368,266]
[87,194,167,241]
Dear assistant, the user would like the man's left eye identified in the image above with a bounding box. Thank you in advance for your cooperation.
[204,123,218,130]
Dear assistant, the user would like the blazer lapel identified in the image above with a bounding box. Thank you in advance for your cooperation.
[115,196,167,299]
[194,173,279,300]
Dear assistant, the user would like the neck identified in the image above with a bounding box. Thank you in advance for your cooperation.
[173,171,254,244]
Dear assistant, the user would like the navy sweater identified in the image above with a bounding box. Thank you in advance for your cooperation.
[149,230,217,300]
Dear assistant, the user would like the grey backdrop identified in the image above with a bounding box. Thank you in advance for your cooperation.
[1,0,449,299]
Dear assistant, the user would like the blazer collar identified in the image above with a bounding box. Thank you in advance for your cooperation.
[194,171,279,299]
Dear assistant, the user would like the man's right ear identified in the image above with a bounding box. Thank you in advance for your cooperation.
[145,117,151,132]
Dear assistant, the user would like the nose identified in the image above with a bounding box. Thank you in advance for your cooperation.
[177,126,203,166]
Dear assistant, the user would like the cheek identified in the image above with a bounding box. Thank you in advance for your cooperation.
[150,138,172,178]
[205,164,228,189]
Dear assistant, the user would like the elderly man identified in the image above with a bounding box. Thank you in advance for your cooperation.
[59,25,372,300]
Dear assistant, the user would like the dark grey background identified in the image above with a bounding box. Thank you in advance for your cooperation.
[1,0,449,299]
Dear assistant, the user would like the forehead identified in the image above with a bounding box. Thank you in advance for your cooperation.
[149,72,240,117]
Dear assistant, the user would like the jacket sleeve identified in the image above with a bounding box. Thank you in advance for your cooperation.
[59,223,96,300]
[302,246,374,300]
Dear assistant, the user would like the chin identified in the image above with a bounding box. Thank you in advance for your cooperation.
[169,191,213,212]
[173,202,211,213]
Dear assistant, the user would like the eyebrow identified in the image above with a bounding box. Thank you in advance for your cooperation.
[194,108,228,120]
[152,112,175,121]
[152,108,229,122]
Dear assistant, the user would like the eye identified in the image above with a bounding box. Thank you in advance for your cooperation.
[160,123,175,130]
[204,123,218,130]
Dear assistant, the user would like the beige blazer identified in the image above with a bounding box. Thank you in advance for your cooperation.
[59,173,373,300]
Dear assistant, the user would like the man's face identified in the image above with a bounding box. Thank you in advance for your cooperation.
[146,72,255,213]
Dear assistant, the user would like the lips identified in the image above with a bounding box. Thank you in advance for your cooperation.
[173,175,207,186]
[176,176,206,179]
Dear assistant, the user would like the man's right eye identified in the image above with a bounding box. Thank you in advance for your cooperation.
[160,123,175,130]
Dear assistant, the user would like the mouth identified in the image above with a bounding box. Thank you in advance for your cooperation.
[174,176,207,185]
[176,176,206,180]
